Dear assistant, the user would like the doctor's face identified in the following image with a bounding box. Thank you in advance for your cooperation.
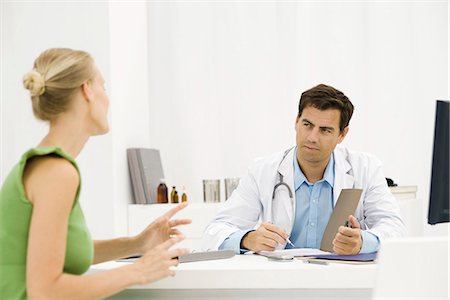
[295,106,348,166]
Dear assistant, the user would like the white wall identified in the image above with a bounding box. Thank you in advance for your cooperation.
[1,2,113,239]
[146,2,449,236]
[1,1,448,239]
[108,2,150,237]
[1,1,151,239]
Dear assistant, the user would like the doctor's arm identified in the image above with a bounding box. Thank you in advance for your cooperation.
[333,155,405,255]
[202,164,268,252]
[361,156,406,240]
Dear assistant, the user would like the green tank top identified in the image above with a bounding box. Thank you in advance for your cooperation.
[0,147,94,299]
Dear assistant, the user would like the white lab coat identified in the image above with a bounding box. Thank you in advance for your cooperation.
[201,146,405,251]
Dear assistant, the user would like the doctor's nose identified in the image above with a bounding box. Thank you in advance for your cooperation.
[306,129,320,144]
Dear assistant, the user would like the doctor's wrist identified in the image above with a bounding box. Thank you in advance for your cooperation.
[240,230,255,250]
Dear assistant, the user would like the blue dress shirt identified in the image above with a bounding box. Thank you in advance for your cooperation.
[286,152,335,249]
[219,150,380,254]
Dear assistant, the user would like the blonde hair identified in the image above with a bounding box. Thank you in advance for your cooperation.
[23,48,95,121]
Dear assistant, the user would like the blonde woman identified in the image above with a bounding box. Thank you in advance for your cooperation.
[0,48,191,299]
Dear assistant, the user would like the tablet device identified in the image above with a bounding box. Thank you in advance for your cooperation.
[178,249,235,263]
[320,188,362,252]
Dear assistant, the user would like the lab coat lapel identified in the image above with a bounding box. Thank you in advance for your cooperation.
[333,149,354,207]
[277,148,296,232]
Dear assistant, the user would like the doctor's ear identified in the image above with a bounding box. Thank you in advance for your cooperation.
[338,127,349,143]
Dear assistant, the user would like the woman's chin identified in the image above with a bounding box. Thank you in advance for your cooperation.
[92,123,109,136]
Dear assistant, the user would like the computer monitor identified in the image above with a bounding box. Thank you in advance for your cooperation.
[428,100,449,225]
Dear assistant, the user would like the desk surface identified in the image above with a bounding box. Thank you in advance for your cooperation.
[90,254,376,290]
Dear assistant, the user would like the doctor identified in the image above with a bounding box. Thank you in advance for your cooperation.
[202,84,405,255]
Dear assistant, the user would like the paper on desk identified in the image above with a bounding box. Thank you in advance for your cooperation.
[258,248,332,258]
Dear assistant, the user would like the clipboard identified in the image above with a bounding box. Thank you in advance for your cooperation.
[117,250,235,263]
[320,188,363,252]
[178,250,235,263]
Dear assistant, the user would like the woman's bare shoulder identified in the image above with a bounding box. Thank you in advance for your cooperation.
[23,155,79,205]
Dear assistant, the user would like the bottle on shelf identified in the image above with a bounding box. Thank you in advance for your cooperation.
[173,189,179,204]
[157,178,168,204]
[181,186,188,202]
[170,186,176,203]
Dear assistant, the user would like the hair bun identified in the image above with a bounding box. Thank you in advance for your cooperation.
[23,70,45,96]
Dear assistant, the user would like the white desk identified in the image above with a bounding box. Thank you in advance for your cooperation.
[89,255,376,300]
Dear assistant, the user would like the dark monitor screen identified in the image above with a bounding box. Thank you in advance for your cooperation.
[428,100,449,225]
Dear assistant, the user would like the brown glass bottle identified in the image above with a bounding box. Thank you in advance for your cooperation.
[181,186,187,202]
[157,179,168,203]
[173,190,179,204]
[170,186,178,203]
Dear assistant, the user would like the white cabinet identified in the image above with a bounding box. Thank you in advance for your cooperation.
[127,186,420,250]
[390,186,422,236]
[128,203,221,250]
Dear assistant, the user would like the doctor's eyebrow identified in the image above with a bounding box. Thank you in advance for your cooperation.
[301,118,335,132]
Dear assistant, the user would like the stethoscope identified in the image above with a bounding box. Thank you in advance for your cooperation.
[273,148,341,214]
[272,147,295,201]
[269,146,296,231]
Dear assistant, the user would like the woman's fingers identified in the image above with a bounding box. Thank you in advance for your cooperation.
[162,202,188,219]
[169,219,192,227]
[134,237,191,285]
[170,229,182,236]
[167,247,191,260]
[158,235,185,250]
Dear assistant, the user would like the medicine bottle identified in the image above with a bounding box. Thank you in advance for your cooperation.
[173,189,179,204]
[170,186,176,203]
[181,186,188,202]
[157,179,168,203]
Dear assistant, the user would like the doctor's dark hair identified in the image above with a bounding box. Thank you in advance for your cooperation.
[298,84,354,132]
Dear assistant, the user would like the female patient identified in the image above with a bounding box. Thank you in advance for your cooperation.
[0,48,190,299]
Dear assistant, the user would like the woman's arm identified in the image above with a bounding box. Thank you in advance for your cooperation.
[93,237,140,264]
[25,157,188,300]
[93,203,192,264]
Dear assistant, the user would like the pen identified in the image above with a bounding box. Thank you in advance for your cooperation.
[267,221,295,247]
[286,237,295,247]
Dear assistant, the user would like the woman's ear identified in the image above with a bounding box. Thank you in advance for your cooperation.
[80,81,92,102]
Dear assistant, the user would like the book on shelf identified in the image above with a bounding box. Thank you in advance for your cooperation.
[126,148,165,204]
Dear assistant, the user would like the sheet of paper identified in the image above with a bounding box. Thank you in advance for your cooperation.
[258,248,332,258]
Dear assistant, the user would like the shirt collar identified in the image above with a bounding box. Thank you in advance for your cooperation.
[293,148,335,190]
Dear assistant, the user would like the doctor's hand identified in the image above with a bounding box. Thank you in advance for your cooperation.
[133,202,192,255]
[332,215,362,255]
[241,222,289,252]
